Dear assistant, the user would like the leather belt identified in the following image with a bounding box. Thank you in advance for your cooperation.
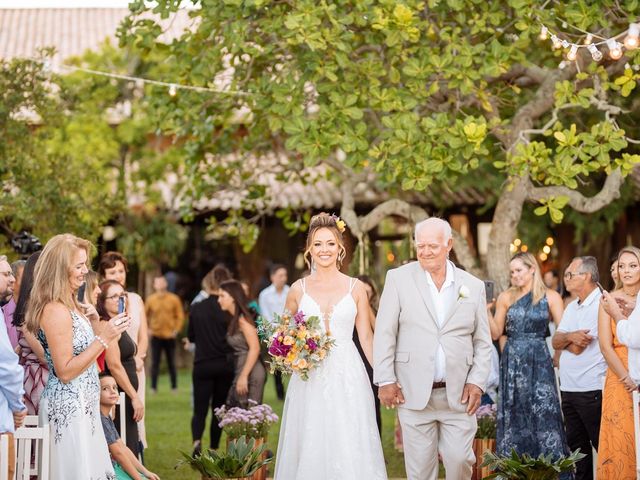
[432,382,446,389]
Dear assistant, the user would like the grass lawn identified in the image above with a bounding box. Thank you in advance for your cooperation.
[145,368,408,479]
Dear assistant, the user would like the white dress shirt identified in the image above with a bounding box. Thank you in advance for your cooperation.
[616,302,640,383]
[0,308,26,433]
[424,260,456,383]
[258,284,290,324]
[556,288,607,391]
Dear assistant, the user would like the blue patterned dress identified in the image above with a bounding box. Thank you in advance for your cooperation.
[38,310,115,480]
[497,293,571,473]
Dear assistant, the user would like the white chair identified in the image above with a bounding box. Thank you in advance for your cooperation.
[0,434,10,480]
[14,424,50,480]
[114,392,126,441]
[633,390,640,480]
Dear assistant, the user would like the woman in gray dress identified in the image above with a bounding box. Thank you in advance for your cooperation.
[218,280,266,407]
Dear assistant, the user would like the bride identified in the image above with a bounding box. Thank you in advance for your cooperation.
[274,213,387,479]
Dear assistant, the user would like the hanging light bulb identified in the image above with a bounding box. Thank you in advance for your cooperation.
[561,39,570,49]
[584,34,593,45]
[567,45,579,61]
[588,44,603,61]
[624,23,640,50]
[168,84,178,97]
[607,39,623,60]
[551,35,562,49]
[539,26,549,40]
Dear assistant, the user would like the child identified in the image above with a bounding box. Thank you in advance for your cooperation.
[99,373,160,480]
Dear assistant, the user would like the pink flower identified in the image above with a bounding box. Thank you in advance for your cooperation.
[306,338,318,351]
[268,337,291,357]
[294,311,306,325]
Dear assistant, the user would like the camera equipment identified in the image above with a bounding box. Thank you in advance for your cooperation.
[10,231,43,257]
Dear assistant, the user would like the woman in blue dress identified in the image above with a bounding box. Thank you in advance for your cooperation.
[488,252,571,471]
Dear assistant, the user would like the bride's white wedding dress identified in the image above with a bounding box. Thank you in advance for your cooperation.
[274,278,387,479]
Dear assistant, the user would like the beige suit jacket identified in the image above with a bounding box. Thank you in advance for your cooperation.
[373,261,493,412]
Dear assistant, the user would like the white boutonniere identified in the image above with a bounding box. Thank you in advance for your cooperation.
[458,285,470,301]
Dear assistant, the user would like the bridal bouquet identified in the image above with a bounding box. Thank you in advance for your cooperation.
[261,310,334,381]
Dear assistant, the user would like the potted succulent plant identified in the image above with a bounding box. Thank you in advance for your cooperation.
[472,404,497,480]
[176,436,274,480]
[481,448,586,479]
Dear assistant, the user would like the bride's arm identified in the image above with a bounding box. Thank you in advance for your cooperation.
[354,283,374,366]
[284,280,303,314]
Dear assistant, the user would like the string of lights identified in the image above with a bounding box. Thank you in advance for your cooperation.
[34,58,252,97]
[538,22,639,62]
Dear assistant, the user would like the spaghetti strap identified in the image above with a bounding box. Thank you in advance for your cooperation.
[349,278,358,293]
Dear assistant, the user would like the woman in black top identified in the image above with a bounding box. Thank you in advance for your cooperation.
[97,279,143,456]
[187,265,235,455]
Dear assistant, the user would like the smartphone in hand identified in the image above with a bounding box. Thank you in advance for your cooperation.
[77,282,86,303]
[484,280,495,303]
[596,282,605,293]
[117,295,126,315]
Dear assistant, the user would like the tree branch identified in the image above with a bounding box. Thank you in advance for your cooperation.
[526,168,624,213]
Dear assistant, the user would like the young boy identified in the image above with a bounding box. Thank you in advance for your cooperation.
[99,373,160,480]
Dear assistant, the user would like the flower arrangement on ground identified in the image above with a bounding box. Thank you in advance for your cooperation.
[260,310,335,381]
[475,403,497,439]
[214,401,278,440]
[177,435,273,479]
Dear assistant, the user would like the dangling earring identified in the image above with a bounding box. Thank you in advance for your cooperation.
[311,259,316,272]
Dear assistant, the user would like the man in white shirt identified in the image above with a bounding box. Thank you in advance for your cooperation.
[551,256,606,480]
[0,255,27,480]
[601,291,640,384]
[258,264,289,400]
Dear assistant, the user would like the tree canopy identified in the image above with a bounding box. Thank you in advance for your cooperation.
[119,0,640,287]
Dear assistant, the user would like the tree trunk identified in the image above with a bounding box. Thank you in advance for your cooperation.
[486,178,529,292]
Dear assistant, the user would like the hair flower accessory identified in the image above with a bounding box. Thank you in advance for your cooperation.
[330,214,346,233]
[458,285,470,300]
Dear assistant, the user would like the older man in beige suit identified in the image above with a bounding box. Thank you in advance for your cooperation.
[373,217,493,480]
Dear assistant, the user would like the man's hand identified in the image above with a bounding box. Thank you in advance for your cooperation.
[461,383,482,415]
[378,383,405,409]
[13,409,27,429]
[569,329,593,348]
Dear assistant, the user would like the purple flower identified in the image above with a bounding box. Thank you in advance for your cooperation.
[294,311,306,325]
[269,338,291,357]
[306,338,318,352]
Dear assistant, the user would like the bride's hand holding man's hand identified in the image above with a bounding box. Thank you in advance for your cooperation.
[379,382,405,409]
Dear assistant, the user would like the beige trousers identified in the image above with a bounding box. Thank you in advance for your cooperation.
[398,388,477,480]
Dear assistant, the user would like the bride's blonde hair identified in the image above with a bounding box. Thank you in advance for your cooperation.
[26,234,93,334]
[303,213,347,269]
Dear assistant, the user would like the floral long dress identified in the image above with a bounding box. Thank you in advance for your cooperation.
[497,292,572,477]
[38,311,115,480]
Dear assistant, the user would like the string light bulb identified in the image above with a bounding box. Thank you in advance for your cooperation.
[567,45,578,61]
[551,35,562,49]
[539,26,549,40]
[168,84,177,97]
[624,23,640,50]
[584,34,593,45]
[607,39,623,60]
[588,44,603,61]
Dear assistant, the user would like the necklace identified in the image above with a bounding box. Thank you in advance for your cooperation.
[622,289,638,298]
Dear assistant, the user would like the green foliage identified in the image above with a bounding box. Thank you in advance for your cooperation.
[482,448,586,479]
[176,435,273,479]
[116,207,188,271]
[117,0,640,245]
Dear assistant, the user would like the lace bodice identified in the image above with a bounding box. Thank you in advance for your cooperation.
[298,278,357,344]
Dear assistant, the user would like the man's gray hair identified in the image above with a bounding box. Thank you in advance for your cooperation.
[11,259,26,275]
[576,256,599,283]
[0,255,7,263]
[414,217,452,243]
